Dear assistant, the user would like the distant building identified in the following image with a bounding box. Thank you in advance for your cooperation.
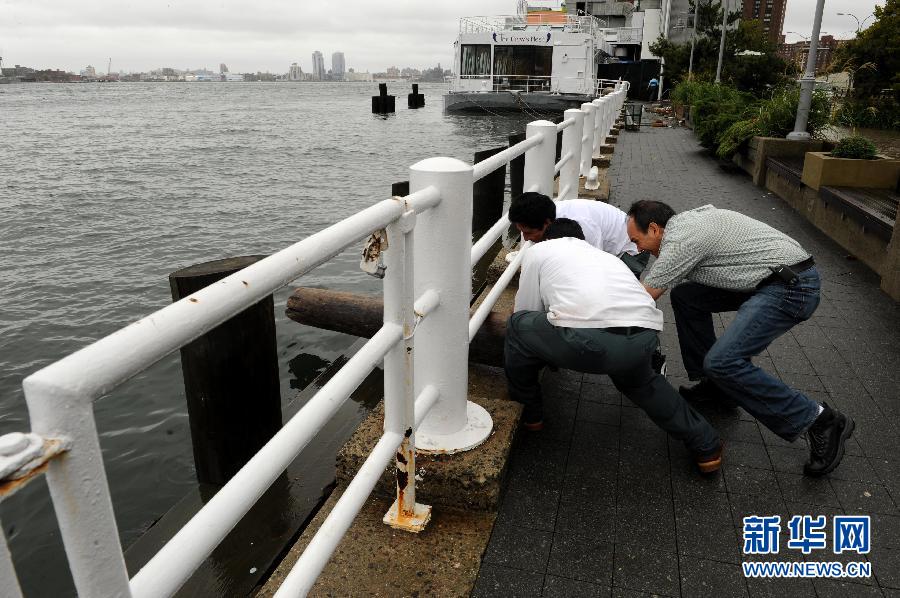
[312,51,326,80]
[332,52,346,81]
[778,34,847,73]
[81,65,97,78]
[346,70,374,82]
[386,66,400,79]
[741,0,787,45]
[288,62,303,81]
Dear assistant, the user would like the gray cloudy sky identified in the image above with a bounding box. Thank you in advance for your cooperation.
[0,0,886,74]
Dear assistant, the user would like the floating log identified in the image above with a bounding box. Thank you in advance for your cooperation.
[285,288,508,367]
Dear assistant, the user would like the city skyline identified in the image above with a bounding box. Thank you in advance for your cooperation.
[0,0,885,74]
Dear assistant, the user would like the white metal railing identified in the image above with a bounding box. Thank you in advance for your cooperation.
[459,14,603,35]
[0,81,629,598]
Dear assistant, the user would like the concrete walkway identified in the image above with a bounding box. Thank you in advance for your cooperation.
[473,125,900,597]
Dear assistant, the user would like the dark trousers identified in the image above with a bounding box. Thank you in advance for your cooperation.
[504,311,720,453]
[670,271,822,440]
[620,251,651,279]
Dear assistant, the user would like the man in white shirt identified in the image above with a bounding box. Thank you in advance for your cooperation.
[505,218,723,473]
[508,192,650,277]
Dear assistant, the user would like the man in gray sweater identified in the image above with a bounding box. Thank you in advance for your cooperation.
[625,200,854,477]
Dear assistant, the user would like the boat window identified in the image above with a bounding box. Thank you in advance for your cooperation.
[493,46,553,91]
[460,45,491,78]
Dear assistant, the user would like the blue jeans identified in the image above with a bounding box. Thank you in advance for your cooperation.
[670,267,822,441]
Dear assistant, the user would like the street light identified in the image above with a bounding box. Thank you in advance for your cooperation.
[715,0,729,83]
[787,0,826,141]
[837,12,875,33]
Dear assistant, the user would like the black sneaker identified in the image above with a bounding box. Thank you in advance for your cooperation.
[804,403,855,477]
[679,379,738,408]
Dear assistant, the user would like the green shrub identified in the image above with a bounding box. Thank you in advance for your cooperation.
[713,86,831,158]
[831,136,879,159]
[833,98,900,131]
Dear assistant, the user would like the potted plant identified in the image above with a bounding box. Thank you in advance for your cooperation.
[801,135,900,191]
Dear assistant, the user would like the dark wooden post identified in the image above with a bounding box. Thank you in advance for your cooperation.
[169,256,282,486]
[407,83,425,108]
[508,131,526,198]
[372,83,395,113]
[472,146,506,237]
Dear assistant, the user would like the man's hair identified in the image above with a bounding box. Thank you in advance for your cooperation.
[626,200,676,232]
[508,192,556,229]
[543,218,585,241]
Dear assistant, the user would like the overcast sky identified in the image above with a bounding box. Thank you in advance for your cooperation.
[0,0,886,74]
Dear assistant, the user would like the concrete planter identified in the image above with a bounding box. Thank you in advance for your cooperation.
[736,137,831,186]
[801,152,900,191]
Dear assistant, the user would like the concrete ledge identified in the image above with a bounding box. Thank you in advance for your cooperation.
[595,144,615,155]
[605,136,617,144]
[256,488,495,598]
[336,369,521,512]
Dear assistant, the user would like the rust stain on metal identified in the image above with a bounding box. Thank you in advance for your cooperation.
[396,468,409,491]
[242,280,249,286]
[404,427,413,438]
[0,438,68,500]
[396,451,407,465]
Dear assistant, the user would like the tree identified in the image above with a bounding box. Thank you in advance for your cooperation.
[831,0,900,100]
[649,0,789,95]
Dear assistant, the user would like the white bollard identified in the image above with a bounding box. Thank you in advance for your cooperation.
[523,120,557,197]
[410,157,493,454]
[558,109,583,200]
[592,98,605,158]
[579,102,595,177]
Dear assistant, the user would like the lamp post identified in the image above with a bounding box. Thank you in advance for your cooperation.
[837,12,875,33]
[715,0,728,83]
[786,0,826,141]
[688,2,700,77]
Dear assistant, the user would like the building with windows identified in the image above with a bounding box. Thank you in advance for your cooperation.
[288,62,303,81]
[742,0,787,45]
[311,51,326,80]
[778,34,847,73]
[331,52,346,81]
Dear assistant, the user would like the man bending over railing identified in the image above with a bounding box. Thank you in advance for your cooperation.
[504,218,724,473]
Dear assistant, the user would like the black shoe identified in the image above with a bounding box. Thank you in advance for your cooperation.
[804,403,855,477]
[679,379,738,408]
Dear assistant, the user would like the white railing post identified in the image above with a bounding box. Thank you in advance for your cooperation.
[410,158,493,453]
[523,120,557,196]
[1,520,24,598]
[21,390,131,598]
[559,109,583,200]
[381,203,432,529]
[592,97,606,157]
[579,102,595,177]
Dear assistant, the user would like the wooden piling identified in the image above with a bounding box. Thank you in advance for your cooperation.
[508,132,526,198]
[372,83,396,114]
[407,83,425,109]
[169,256,282,486]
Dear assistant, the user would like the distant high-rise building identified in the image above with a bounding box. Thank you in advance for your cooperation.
[81,65,97,78]
[332,52,346,81]
[220,63,229,74]
[288,62,303,81]
[742,0,787,45]
[311,51,326,80]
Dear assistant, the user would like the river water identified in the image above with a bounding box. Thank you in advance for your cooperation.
[0,82,533,595]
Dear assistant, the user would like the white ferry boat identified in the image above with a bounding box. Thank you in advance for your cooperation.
[444,0,614,113]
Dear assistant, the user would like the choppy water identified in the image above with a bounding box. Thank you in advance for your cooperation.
[0,81,534,595]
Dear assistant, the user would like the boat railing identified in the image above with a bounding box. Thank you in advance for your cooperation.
[459,13,601,35]
[0,81,630,598]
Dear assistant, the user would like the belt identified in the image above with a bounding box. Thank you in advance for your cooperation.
[756,257,816,289]
[605,326,652,335]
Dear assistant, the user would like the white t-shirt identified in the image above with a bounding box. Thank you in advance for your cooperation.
[514,237,664,330]
[555,199,639,256]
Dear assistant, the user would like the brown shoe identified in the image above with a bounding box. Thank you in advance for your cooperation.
[695,440,724,474]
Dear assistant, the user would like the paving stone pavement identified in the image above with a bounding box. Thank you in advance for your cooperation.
[473,125,900,597]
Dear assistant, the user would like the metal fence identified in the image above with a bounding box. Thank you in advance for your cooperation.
[0,82,629,598]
